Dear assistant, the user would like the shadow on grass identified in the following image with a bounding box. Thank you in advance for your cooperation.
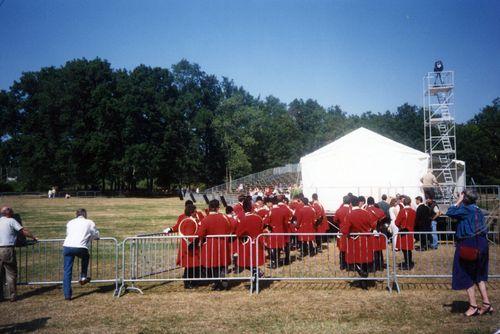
[0,317,50,333]
[139,281,178,292]
[71,284,116,300]
[16,285,59,301]
[443,300,470,313]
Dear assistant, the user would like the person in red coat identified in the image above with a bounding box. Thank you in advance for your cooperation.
[334,196,351,270]
[235,197,265,286]
[395,196,416,270]
[341,195,377,287]
[163,204,201,289]
[225,206,239,234]
[365,197,387,271]
[232,194,246,222]
[168,200,205,229]
[254,196,270,220]
[289,195,304,250]
[197,199,233,290]
[277,195,293,264]
[296,198,317,257]
[311,193,329,253]
[225,205,240,268]
[263,196,290,268]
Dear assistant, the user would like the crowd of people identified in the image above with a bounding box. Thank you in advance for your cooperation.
[163,191,446,290]
[0,189,492,315]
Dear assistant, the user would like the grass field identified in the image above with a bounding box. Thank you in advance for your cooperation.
[0,196,499,334]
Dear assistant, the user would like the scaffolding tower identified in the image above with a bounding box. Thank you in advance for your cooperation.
[423,70,457,204]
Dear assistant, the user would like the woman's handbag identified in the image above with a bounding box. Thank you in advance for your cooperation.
[458,209,480,262]
[458,245,479,261]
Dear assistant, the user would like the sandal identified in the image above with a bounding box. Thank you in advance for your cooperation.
[464,304,480,317]
[480,302,494,315]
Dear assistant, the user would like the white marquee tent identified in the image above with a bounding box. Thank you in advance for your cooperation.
[300,127,430,212]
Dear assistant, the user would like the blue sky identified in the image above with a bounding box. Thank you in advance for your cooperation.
[1,0,499,122]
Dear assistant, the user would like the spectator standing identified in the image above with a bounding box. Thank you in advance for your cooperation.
[0,207,37,301]
[414,196,432,250]
[62,208,100,300]
[377,194,390,220]
[427,198,441,249]
[420,169,439,200]
[446,191,493,317]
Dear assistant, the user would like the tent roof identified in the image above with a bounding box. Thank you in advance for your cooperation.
[300,127,428,162]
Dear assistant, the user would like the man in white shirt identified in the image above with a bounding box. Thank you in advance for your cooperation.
[420,169,439,200]
[62,208,99,300]
[0,207,37,302]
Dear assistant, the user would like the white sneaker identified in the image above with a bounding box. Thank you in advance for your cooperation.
[79,277,91,285]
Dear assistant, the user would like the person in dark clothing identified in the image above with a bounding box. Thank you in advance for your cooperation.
[377,194,390,220]
[414,196,432,250]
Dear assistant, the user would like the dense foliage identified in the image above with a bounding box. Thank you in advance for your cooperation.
[0,58,498,191]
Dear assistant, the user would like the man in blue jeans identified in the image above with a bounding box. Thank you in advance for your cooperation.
[62,208,100,300]
[426,198,441,249]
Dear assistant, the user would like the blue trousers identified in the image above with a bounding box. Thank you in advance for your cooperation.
[63,247,89,299]
[431,220,438,249]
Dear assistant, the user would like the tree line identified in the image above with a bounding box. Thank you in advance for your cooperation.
[0,58,498,192]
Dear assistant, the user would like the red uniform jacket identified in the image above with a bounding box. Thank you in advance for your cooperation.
[342,207,376,264]
[235,212,265,267]
[290,200,304,213]
[233,202,245,222]
[365,205,387,251]
[312,200,329,233]
[254,207,269,220]
[296,205,316,241]
[334,205,351,251]
[395,206,416,251]
[290,201,304,232]
[175,210,205,228]
[278,203,293,235]
[226,215,239,234]
[226,214,239,260]
[197,212,232,267]
[264,205,289,248]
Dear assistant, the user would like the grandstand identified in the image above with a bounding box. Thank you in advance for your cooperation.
[203,163,301,203]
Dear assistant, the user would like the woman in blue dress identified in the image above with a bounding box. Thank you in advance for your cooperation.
[446,190,493,316]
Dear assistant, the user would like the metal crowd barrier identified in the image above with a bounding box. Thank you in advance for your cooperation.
[14,238,119,295]
[392,231,500,292]
[10,231,499,297]
[254,232,391,293]
[118,235,254,296]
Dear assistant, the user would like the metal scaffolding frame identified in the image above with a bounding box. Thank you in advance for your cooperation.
[423,70,457,204]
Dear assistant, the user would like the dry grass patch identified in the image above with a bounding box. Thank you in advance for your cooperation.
[1,196,499,333]
[0,196,186,239]
[0,284,499,334]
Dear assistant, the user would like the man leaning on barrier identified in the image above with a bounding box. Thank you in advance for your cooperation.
[62,208,100,301]
[0,207,37,302]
